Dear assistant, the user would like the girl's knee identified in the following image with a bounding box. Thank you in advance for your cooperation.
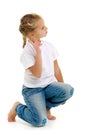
[33,117,47,127]
[70,87,74,96]
[66,84,74,98]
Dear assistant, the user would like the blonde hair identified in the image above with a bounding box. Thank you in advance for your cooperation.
[19,13,41,48]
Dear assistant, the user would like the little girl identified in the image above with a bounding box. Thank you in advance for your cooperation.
[8,13,74,127]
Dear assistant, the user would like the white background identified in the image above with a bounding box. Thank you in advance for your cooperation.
[0,0,87,129]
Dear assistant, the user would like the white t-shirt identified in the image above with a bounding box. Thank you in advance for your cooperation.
[20,41,58,88]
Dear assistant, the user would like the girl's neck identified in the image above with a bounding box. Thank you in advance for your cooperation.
[29,37,41,43]
[28,37,42,46]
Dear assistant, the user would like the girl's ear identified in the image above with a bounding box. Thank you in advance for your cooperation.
[28,32,34,37]
[31,33,34,36]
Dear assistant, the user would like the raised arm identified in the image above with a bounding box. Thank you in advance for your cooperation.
[28,41,42,78]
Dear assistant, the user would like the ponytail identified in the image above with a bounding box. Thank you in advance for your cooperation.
[23,36,26,48]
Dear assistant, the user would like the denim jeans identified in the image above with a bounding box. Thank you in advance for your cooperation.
[15,82,74,127]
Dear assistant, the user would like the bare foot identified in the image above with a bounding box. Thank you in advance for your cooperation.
[8,101,20,122]
[47,110,56,120]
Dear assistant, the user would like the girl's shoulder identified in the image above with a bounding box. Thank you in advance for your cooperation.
[23,42,36,54]
[42,40,59,55]
[42,40,56,50]
[41,40,53,46]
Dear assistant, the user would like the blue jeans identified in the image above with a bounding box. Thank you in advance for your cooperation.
[15,82,74,127]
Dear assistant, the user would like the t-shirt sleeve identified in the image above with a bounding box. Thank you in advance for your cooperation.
[20,51,35,70]
[50,44,59,61]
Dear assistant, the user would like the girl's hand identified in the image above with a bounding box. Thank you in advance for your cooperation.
[33,41,41,54]
[29,39,42,54]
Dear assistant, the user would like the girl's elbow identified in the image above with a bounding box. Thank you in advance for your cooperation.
[34,73,42,78]
[33,70,42,78]
[29,67,42,78]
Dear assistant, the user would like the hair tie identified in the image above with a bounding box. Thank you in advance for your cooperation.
[27,23,32,27]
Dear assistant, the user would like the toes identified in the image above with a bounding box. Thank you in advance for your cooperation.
[47,116,56,120]
[8,116,16,122]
